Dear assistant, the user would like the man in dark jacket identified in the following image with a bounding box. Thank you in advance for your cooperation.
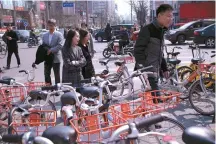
[118,26,129,54]
[134,4,173,93]
[2,25,20,69]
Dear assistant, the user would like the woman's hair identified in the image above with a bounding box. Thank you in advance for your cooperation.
[79,28,88,45]
[64,29,77,48]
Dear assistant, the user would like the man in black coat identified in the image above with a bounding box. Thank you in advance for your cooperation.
[2,25,20,69]
[134,4,173,94]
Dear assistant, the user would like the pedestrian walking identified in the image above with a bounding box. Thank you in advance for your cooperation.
[2,25,20,69]
[78,29,95,79]
[81,23,95,58]
[105,23,112,42]
[134,4,173,95]
[62,29,86,87]
[42,19,63,84]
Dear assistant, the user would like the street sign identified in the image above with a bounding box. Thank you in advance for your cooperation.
[63,2,74,7]
[24,22,28,27]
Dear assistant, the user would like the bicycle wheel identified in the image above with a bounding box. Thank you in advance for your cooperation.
[0,121,8,136]
[177,66,193,76]
[137,117,185,144]
[0,45,7,59]
[189,78,215,116]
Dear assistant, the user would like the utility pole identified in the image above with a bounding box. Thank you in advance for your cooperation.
[131,0,133,24]
[86,1,88,26]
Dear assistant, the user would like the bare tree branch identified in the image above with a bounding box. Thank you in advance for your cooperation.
[128,0,148,26]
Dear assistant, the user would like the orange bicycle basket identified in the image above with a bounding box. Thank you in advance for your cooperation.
[0,86,25,102]
[70,110,127,143]
[11,110,56,136]
[111,90,181,121]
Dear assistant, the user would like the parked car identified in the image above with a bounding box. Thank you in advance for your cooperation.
[95,29,106,42]
[172,23,186,29]
[14,30,30,43]
[95,24,133,42]
[39,29,49,38]
[193,23,215,48]
[165,19,215,44]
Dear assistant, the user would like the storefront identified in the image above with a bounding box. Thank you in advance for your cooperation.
[1,0,14,27]
[14,0,30,29]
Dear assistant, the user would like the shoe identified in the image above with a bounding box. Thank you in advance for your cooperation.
[4,66,10,69]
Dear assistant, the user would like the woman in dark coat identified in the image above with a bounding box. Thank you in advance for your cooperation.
[62,29,86,87]
[78,29,95,79]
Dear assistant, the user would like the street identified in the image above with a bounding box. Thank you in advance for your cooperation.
[0,40,215,132]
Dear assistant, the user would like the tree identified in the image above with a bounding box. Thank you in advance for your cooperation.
[129,0,148,26]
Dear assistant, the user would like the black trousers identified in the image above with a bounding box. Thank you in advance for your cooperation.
[7,50,21,67]
[44,63,60,84]
[119,40,129,53]
[148,77,160,96]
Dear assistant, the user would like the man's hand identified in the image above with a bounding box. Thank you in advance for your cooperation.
[47,50,52,55]
[163,71,169,79]
[7,36,12,40]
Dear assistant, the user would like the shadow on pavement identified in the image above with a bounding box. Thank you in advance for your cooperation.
[168,100,213,128]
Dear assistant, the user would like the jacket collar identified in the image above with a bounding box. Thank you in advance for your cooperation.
[153,19,168,31]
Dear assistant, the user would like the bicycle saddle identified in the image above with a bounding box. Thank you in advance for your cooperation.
[0,76,15,85]
[167,59,181,65]
[42,126,77,144]
[182,126,215,144]
[115,61,125,66]
[167,52,180,56]
[76,86,99,99]
[191,58,201,64]
[61,91,77,106]
[99,59,110,65]
[29,90,48,100]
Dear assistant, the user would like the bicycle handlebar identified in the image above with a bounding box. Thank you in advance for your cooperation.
[109,114,167,142]
[19,70,28,74]
[1,134,54,144]
[134,114,165,128]
[211,54,215,58]
[2,134,23,143]
[41,85,59,91]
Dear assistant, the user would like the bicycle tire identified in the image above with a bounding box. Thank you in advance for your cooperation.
[180,69,193,82]
[0,45,7,59]
[189,78,215,116]
[177,66,193,77]
[136,117,185,144]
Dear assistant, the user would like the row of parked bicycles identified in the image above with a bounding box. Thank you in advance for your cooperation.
[0,43,215,144]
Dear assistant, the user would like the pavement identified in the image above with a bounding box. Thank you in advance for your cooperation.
[0,39,215,141]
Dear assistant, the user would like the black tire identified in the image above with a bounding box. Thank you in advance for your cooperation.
[27,43,32,48]
[189,78,215,116]
[177,66,193,78]
[0,111,8,121]
[136,117,185,144]
[177,35,185,44]
[171,41,177,44]
[205,37,215,48]
[103,48,111,58]
[0,45,7,59]
[97,36,103,42]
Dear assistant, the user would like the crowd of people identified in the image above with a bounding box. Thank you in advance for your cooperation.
[1,3,174,93]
